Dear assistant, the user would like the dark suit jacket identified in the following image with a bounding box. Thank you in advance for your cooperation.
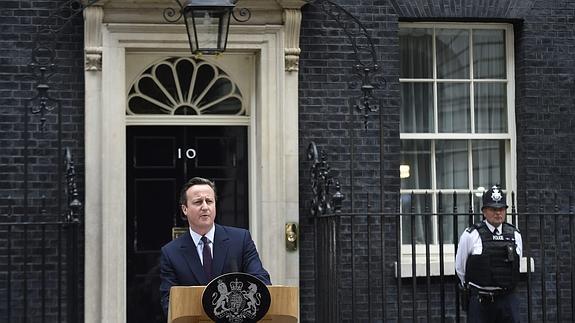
[159,224,271,316]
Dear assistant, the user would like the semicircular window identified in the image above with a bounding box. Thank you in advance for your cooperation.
[127,57,245,115]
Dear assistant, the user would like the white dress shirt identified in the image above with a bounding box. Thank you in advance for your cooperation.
[455,221,523,288]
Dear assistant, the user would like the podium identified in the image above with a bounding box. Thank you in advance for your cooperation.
[167,285,298,323]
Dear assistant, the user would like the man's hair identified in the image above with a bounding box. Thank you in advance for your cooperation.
[179,177,217,205]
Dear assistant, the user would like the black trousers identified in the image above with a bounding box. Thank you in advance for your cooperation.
[467,291,521,323]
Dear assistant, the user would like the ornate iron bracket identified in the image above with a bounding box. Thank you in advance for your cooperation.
[306,0,384,129]
[307,141,345,216]
[28,54,59,132]
[28,0,102,132]
[65,148,82,222]
[163,0,251,24]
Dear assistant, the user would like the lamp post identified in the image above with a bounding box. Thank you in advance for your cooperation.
[164,0,250,55]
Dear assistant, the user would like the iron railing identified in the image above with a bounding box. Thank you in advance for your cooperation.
[1,148,82,323]
[0,0,87,320]
[314,192,575,322]
[0,220,81,323]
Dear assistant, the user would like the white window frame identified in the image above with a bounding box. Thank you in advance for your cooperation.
[397,22,517,277]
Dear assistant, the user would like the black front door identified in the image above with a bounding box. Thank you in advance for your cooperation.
[126,125,248,323]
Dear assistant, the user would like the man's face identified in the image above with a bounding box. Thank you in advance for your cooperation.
[482,206,506,227]
[181,184,216,235]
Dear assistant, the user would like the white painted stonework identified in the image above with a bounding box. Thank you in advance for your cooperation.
[84,1,305,322]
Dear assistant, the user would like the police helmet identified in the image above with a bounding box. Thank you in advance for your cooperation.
[481,185,508,210]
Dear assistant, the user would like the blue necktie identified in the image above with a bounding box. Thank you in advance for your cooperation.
[201,236,213,281]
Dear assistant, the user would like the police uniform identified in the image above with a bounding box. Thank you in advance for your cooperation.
[455,185,523,323]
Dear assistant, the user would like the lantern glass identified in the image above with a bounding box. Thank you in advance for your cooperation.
[183,0,234,54]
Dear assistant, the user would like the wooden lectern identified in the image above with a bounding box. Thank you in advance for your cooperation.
[167,286,298,323]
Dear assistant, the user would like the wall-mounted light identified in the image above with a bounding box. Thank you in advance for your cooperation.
[182,0,234,54]
[399,164,410,179]
[164,0,251,55]
[475,186,486,197]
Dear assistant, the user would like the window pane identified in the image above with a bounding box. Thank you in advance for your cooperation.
[401,140,431,189]
[400,28,433,78]
[436,29,469,79]
[401,194,433,244]
[438,83,470,133]
[472,140,506,189]
[436,140,468,189]
[437,193,479,243]
[401,82,434,133]
[474,83,507,133]
[398,24,513,248]
[473,29,506,79]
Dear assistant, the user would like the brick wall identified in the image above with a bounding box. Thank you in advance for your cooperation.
[299,0,400,321]
[513,1,575,200]
[298,0,575,321]
[2,0,575,321]
[0,0,85,218]
[0,0,85,321]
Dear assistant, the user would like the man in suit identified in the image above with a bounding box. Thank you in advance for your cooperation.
[159,177,271,316]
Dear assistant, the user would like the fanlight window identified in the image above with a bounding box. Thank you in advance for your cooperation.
[127,57,245,115]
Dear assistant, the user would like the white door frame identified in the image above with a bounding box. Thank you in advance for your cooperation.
[83,5,302,321]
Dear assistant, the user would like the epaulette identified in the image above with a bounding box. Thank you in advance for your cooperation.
[465,222,483,233]
[503,222,520,234]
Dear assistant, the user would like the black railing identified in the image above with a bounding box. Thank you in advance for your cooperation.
[314,192,575,322]
[2,1,87,321]
[0,220,81,323]
[1,148,83,323]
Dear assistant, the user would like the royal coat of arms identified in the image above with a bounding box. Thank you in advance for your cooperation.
[202,272,271,323]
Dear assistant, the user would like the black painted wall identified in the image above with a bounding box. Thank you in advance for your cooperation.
[298,0,575,321]
[1,0,85,217]
[1,0,85,321]
[3,0,575,321]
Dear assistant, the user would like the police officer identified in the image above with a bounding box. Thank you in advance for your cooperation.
[455,185,523,323]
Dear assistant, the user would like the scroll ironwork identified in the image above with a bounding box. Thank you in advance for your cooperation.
[306,0,383,128]
[28,0,102,131]
[307,141,344,216]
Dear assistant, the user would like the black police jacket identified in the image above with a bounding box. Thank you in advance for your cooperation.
[465,222,520,290]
